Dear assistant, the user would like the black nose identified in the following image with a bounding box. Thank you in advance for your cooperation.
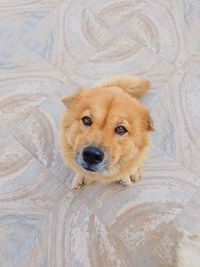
[82,146,104,165]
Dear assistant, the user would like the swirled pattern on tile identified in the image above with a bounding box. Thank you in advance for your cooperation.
[180,60,200,151]
[152,59,200,175]
[22,0,178,86]
[13,97,68,180]
[72,150,199,251]
[50,196,133,266]
[0,76,69,130]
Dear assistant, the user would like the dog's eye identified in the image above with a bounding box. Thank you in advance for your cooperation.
[82,116,92,126]
[115,126,128,135]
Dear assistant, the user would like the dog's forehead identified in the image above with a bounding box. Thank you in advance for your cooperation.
[89,89,132,107]
[87,93,134,123]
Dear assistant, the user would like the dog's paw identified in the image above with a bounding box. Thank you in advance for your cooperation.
[119,176,132,185]
[71,175,85,189]
[130,168,142,182]
[71,175,94,189]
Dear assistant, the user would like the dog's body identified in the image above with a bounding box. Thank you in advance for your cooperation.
[60,75,154,189]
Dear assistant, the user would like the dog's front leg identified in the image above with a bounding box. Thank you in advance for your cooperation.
[72,174,85,189]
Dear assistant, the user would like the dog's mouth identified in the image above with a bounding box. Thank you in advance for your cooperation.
[82,164,97,172]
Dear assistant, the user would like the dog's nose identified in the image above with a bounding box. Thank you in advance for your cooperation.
[82,146,104,165]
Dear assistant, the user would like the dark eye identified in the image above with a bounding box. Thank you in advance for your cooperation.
[82,116,92,126]
[115,126,128,135]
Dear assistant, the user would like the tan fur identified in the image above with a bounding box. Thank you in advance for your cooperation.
[60,75,154,189]
[94,74,150,98]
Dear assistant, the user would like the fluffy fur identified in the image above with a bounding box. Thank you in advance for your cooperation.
[60,74,154,189]
[175,229,200,267]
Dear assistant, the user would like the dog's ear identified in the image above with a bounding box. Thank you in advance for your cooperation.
[140,111,155,132]
[148,116,155,132]
[62,95,76,108]
[62,88,86,108]
[62,89,89,108]
[95,75,150,98]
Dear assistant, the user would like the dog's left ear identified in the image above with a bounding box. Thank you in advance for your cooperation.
[141,111,154,132]
[148,116,155,132]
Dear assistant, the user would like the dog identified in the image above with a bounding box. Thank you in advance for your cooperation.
[60,74,154,189]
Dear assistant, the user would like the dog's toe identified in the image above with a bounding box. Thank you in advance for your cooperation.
[71,175,85,189]
[119,176,132,185]
[71,181,82,190]
[130,168,142,182]
[130,174,140,182]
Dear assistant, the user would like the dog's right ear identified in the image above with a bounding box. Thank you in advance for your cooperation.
[62,89,88,108]
[62,95,76,108]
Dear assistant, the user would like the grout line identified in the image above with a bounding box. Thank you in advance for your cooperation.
[11,133,70,188]
[19,36,78,86]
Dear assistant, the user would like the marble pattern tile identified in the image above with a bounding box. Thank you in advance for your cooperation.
[147,189,200,267]
[21,0,177,88]
[151,57,200,176]
[0,39,75,133]
[0,0,65,40]
[69,149,199,251]
[1,134,132,266]
[0,135,68,209]
[13,96,69,181]
[0,0,199,266]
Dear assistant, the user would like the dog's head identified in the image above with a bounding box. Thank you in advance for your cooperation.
[61,86,154,178]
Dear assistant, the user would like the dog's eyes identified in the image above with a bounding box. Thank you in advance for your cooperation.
[82,116,92,126]
[115,126,128,135]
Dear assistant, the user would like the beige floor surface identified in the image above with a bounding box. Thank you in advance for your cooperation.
[0,1,200,266]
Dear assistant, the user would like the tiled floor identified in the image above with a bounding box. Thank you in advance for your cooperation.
[0,1,199,266]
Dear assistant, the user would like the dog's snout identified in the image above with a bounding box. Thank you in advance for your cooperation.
[82,146,104,165]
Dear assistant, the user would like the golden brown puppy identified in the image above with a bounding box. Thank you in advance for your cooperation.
[60,75,154,189]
